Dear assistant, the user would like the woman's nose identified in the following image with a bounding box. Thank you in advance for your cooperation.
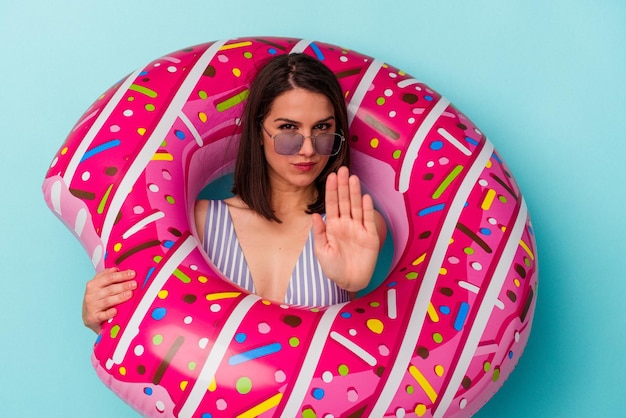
[299,136,316,155]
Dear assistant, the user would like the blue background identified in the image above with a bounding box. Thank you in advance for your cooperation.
[1,1,624,417]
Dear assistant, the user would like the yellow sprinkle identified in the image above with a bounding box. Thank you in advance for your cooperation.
[366,318,384,334]
[481,189,497,210]
[236,393,283,418]
[408,365,438,403]
[219,41,253,50]
[180,380,188,391]
[485,159,493,169]
[119,366,126,376]
[412,253,426,266]
[152,153,174,161]
[370,137,380,148]
[198,112,207,123]
[415,404,427,416]
[434,364,444,377]
[208,377,217,392]
[427,302,439,323]
[158,290,169,299]
[113,243,122,252]
[137,127,146,136]
[514,279,521,287]
[206,292,241,301]
[232,68,242,77]
[61,147,68,155]
[439,267,447,275]
[198,275,208,283]
[519,239,535,260]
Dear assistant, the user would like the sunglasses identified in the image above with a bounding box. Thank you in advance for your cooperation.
[262,125,345,156]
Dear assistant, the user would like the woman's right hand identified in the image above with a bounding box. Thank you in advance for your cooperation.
[82,267,137,334]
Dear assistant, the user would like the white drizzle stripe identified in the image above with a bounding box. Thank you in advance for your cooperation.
[347,59,384,127]
[290,39,313,54]
[387,288,397,319]
[458,280,505,310]
[280,303,346,417]
[329,331,377,366]
[63,69,142,184]
[109,235,197,365]
[178,294,261,418]
[121,211,165,239]
[438,127,471,156]
[433,198,528,418]
[50,180,62,214]
[179,110,204,146]
[369,140,494,416]
[100,40,227,248]
[458,280,480,293]
[399,98,450,193]
[397,78,422,88]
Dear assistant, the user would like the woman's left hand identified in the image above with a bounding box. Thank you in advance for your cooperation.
[313,166,385,292]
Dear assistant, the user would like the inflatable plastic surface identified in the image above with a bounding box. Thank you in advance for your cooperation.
[43,37,538,417]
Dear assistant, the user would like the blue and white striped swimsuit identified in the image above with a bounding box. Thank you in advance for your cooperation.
[202,200,349,306]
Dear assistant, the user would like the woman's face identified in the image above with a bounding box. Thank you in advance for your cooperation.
[261,88,335,193]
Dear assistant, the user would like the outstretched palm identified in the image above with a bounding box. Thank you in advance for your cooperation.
[313,167,382,292]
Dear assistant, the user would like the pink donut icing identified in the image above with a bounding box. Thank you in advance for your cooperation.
[43,37,537,417]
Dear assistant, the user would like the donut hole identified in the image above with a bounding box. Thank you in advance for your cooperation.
[196,170,395,299]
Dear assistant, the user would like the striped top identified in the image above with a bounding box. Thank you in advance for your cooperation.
[202,200,349,306]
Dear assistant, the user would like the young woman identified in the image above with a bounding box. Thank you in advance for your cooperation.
[82,53,386,334]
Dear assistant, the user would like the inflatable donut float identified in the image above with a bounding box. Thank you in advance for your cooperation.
[43,37,537,417]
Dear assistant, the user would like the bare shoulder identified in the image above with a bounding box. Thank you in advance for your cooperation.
[194,199,210,242]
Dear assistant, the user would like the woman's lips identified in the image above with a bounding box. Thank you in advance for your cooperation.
[293,162,316,172]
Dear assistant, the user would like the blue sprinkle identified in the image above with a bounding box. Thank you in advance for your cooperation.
[139,71,148,76]
[268,48,277,55]
[491,152,502,163]
[480,228,492,236]
[454,302,470,331]
[143,267,155,288]
[201,414,213,418]
[312,388,325,400]
[439,305,451,315]
[508,351,514,359]
[163,240,175,248]
[235,333,247,343]
[387,281,397,287]
[144,387,153,395]
[430,140,443,151]
[341,312,352,319]
[418,203,446,216]
[310,43,325,60]
[80,139,121,162]
[95,334,102,344]
[174,129,185,140]
[465,136,479,146]
[424,95,433,101]
[151,307,167,321]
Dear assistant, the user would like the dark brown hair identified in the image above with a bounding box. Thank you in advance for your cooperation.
[232,53,350,222]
